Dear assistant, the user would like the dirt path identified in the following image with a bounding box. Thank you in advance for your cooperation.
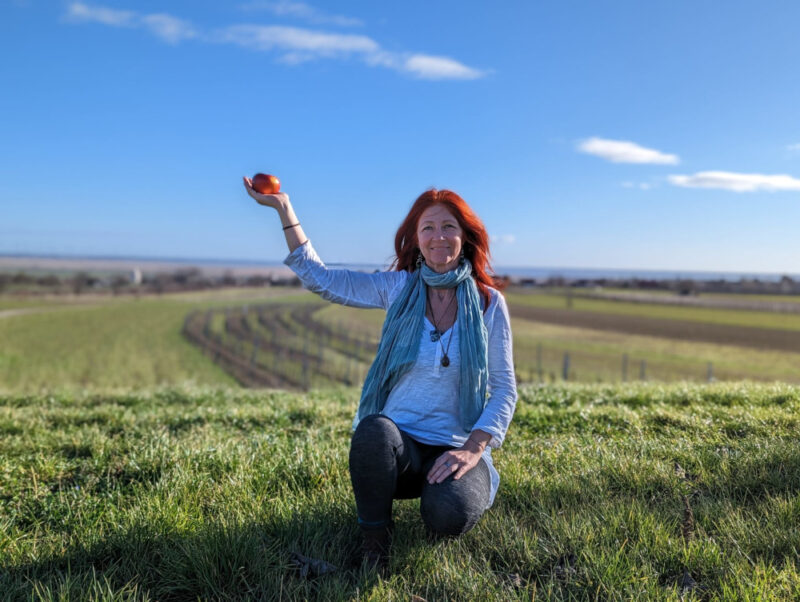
[508,304,800,353]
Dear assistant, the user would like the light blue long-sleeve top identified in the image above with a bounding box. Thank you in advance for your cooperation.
[284,240,518,507]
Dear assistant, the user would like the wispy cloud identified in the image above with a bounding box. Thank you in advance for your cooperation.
[66,2,196,43]
[64,3,484,80]
[140,14,197,44]
[66,2,135,27]
[401,54,485,80]
[216,25,378,56]
[214,25,484,79]
[787,143,800,151]
[669,171,800,192]
[578,137,679,165]
[238,1,363,27]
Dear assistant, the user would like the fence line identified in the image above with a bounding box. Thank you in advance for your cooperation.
[184,302,764,390]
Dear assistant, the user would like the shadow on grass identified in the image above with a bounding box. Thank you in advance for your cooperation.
[1,505,386,601]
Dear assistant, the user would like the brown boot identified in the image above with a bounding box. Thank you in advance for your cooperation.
[360,522,393,571]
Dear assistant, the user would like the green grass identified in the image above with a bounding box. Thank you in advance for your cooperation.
[0,290,305,393]
[310,303,800,384]
[0,383,798,600]
[582,288,800,304]
[511,319,800,384]
[0,296,105,312]
[506,292,800,331]
[3,289,799,394]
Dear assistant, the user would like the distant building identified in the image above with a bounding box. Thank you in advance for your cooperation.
[130,267,142,286]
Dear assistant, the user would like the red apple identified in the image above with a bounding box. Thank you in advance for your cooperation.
[252,173,281,194]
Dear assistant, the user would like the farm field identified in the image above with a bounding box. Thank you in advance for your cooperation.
[597,288,800,303]
[1,383,798,600]
[505,291,800,332]
[3,284,799,393]
[0,289,303,393]
[295,301,800,385]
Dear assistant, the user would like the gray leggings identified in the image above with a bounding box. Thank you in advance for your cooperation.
[349,414,491,536]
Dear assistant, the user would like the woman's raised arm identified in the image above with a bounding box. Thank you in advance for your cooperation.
[243,177,307,253]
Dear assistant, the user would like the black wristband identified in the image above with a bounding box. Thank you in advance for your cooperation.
[282,223,300,231]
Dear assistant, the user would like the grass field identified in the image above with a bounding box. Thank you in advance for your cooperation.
[0,290,304,393]
[1,383,798,600]
[305,302,800,384]
[511,319,800,384]
[1,289,798,598]
[505,292,800,332]
[594,289,800,304]
[2,286,799,392]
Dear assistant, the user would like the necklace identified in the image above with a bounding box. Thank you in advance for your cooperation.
[427,287,456,367]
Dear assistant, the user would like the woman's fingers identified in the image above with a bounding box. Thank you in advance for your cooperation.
[453,464,469,481]
[427,451,480,483]
[427,453,461,484]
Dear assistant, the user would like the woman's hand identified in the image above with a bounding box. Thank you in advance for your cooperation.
[243,176,289,210]
[426,445,483,484]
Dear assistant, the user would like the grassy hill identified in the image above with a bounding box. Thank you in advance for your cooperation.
[1,383,798,600]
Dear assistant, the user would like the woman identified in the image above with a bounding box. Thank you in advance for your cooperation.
[243,179,517,569]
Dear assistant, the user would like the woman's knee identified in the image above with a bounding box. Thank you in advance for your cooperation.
[351,414,400,447]
[420,462,490,536]
[349,414,402,465]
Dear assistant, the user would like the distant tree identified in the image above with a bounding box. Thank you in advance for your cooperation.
[172,268,201,286]
[72,271,91,295]
[110,275,128,295]
[221,270,237,287]
[36,274,60,288]
[11,271,32,285]
[151,273,171,295]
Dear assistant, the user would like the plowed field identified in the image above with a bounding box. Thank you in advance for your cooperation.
[508,304,800,353]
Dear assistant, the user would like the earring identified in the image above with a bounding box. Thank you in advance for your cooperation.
[416,253,423,268]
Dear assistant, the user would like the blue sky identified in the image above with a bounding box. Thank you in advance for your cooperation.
[2,1,799,273]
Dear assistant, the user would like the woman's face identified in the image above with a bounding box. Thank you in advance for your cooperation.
[416,204,464,274]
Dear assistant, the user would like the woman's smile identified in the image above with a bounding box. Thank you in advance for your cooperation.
[417,205,464,273]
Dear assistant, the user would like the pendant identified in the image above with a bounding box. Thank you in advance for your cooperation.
[441,354,450,367]
[430,329,441,342]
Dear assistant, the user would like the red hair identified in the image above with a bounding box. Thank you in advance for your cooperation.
[392,189,505,308]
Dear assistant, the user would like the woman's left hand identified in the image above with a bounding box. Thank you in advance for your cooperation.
[426,445,482,484]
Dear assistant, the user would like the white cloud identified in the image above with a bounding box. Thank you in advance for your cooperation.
[141,14,197,44]
[66,3,195,43]
[66,2,135,27]
[669,171,800,192]
[64,3,484,81]
[401,54,485,80]
[239,1,363,27]
[491,234,516,245]
[216,25,378,56]
[787,143,800,151]
[216,26,483,79]
[578,137,679,165]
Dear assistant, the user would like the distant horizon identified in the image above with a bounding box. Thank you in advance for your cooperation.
[1,250,797,282]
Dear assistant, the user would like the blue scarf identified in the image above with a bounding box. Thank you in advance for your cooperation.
[356,259,488,432]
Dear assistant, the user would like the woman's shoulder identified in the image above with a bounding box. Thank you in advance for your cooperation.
[384,269,412,304]
[484,286,505,308]
[482,286,510,322]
